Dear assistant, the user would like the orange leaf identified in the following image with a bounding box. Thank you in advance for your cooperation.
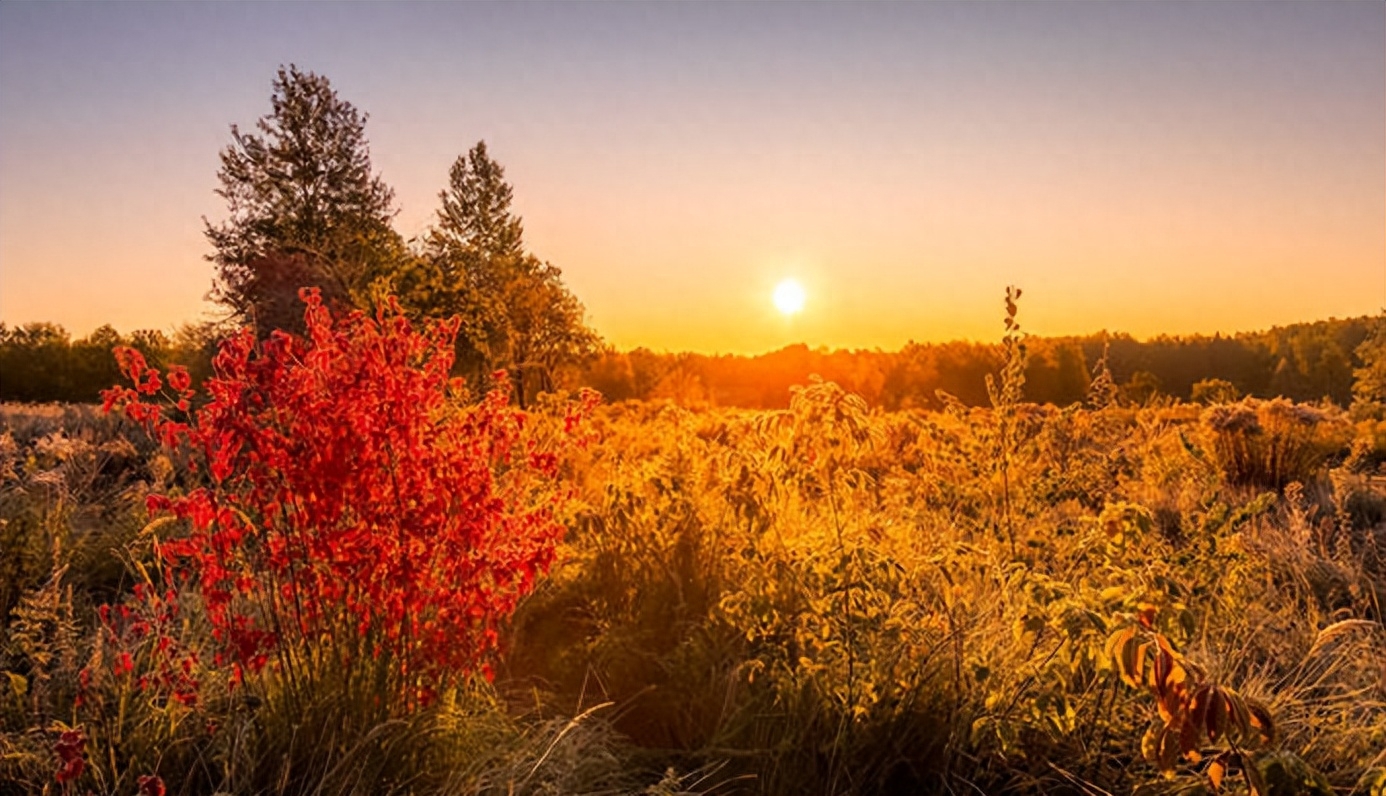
[1208,758,1226,791]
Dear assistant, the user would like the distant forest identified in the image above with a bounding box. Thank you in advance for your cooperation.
[579,315,1376,409]
[3,313,1378,410]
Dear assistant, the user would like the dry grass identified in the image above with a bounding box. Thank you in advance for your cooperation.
[3,389,1383,795]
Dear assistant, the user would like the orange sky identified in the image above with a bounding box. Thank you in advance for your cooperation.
[1,3,1382,354]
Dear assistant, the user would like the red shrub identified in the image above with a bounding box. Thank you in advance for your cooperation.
[53,728,85,784]
[102,289,594,705]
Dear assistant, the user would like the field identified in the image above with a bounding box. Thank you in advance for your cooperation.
[2,332,1384,796]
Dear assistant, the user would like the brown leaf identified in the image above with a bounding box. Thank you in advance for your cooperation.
[1137,603,1158,629]
[1247,700,1276,745]
[1158,725,1181,775]
[1207,687,1227,743]
[1179,717,1202,762]
[1188,685,1211,743]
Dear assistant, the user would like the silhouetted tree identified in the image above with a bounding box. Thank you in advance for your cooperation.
[0,323,73,401]
[428,140,525,260]
[403,140,599,405]
[205,64,406,335]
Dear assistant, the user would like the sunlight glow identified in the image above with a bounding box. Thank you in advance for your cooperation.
[772,279,807,316]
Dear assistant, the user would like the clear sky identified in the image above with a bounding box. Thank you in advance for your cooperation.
[1,2,1382,354]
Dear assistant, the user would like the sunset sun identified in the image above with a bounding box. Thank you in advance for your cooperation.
[772,279,806,316]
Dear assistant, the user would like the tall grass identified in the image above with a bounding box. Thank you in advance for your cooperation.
[3,376,1383,794]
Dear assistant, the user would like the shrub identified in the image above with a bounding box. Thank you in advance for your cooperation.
[1201,398,1353,491]
[100,288,595,712]
[1191,378,1240,405]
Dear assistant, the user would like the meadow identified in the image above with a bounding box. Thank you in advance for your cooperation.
[2,299,1384,796]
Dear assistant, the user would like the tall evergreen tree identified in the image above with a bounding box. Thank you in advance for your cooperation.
[205,65,405,334]
[429,140,524,260]
[403,141,599,405]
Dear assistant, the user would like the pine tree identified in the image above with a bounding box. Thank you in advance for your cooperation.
[205,65,405,335]
[403,141,599,405]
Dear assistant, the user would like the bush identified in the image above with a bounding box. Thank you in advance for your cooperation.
[1201,398,1353,491]
[74,289,598,791]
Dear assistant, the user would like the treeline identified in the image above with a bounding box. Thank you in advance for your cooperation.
[3,313,1378,409]
[572,314,1380,409]
[0,323,216,404]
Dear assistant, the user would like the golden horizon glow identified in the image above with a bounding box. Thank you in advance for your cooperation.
[772,279,806,317]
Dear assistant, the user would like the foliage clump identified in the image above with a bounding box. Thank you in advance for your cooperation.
[1201,398,1353,490]
[100,288,593,706]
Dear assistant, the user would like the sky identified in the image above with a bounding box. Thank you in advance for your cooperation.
[1,2,1382,355]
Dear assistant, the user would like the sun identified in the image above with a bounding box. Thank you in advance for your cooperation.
[772,279,807,316]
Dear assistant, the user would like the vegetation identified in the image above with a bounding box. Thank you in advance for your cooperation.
[575,315,1377,410]
[204,65,406,336]
[2,65,1383,795]
[1,60,1372,410]
[200,64,597,400]
[5,315,1379,413]
[400,140,601,407]
[3,286,1384,794]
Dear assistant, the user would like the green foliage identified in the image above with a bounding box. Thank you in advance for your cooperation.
[400,140,600,406]
[1256,751,1335,796]
[0,405,153,626]
[0,324,199,404]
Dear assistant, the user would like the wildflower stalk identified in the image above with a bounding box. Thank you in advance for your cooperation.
[986,286,1026,557]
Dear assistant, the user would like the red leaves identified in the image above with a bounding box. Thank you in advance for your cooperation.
[53,728,85,783]
[102,290,593,704]
[1107,611,1277,789]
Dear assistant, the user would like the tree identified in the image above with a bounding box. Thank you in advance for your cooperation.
[205,64,405,335]
[428,140,524,260]
[501,256,601,407]
[403,141,599,406]
[0,323,73,402]
[1354,314,1386,406]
